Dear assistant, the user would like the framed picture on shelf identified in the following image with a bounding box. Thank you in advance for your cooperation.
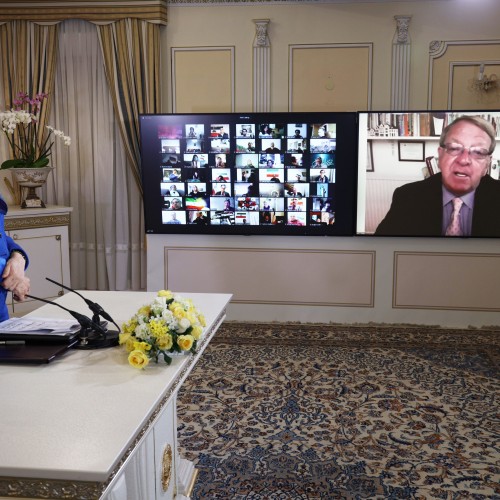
[398,140,425,162]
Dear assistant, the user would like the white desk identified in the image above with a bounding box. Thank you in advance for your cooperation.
[0,291,232,500]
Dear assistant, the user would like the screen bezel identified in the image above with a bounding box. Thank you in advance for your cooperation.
[356,109,500,238]
[140,111,359,236]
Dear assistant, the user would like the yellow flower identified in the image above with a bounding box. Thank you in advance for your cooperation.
[124,337,136,352]
[186,311,198,325]
[128,349,150,369]
[171,305,186,320]
[157,333,173,350]
[138,305,151,316]
[177,334,194,351]
[149,318,168,337]
[191,325,203,340]
[121,292,204,369]
[133,341,152,352]
[121,319,138,334]
[158,290,174,300]
[118,331,132,345]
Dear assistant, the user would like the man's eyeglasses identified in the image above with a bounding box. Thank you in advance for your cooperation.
[442,143,491,160]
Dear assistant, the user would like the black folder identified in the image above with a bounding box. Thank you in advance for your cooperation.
[0,339,78,364]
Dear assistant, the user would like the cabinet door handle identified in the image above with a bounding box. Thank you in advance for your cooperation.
[161,444,173,492]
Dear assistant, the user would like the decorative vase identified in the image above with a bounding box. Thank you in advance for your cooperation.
[10,167,54,209]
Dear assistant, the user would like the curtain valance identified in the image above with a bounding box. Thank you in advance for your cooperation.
[0,1,167,25]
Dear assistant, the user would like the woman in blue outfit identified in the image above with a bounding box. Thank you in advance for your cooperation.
[0,197,30,322]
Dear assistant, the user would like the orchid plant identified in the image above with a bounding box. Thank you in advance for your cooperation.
[0,91,71,169]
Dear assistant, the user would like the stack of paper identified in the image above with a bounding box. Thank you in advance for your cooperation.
[0,317,80,341]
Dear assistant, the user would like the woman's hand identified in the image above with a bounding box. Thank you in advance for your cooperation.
[2,252,30,301]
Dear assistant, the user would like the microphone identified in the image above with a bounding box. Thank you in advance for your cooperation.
[26,294,119,350]
[45,277,120,333]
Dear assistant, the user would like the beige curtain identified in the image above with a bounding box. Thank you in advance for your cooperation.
[98,18,161,192]
[0,21,58,202]
[47,19,146,291]
[0,17,160,291]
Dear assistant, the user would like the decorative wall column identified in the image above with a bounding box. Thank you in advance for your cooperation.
[253,19,270,112]
[391,15,412,110]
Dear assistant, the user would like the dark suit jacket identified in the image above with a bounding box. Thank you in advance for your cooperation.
[375,173,500,237]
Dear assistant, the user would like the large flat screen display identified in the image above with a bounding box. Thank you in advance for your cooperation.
[357,110,500,238]
[139,112,358,235]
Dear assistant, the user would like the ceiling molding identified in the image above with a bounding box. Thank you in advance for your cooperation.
[0,1,168,25]
[166,0,450,5]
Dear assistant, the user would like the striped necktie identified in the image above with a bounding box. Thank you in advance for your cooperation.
[445,198,464,236]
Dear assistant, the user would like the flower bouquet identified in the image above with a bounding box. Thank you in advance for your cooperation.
[119,290,206,369]
[0,91,71,169]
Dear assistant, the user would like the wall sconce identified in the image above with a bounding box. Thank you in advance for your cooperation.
[470,64,498,93]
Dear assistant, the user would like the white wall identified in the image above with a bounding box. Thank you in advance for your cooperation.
[153,0,500,328]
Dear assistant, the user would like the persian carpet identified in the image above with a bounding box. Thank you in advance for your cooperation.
[176,323,500,499]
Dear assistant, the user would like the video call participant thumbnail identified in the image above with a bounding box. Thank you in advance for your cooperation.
[236,124,255,138]
[190,211,210,225]
[375,115,500,237]
[163,211,186,225]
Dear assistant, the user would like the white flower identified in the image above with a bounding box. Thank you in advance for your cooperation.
[136,313,149,325]
[46,125,71,146]
[177,317,191,333]
[150,296,167,316]
[161,308,175,324]
[135,323,150,338]
[0,92,71,169]
[0,110,32,134]
[120,290,205,369]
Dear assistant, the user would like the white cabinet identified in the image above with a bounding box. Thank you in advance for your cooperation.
[4,205,72,315]
[153,400,178,499]
[104,399,178,500]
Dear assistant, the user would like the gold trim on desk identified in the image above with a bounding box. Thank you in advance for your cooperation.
[5,213,71,231]
[186,468,199,497]
[0,477,103,499]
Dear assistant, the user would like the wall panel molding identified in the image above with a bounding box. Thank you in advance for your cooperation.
[164,246,375,307]
[427,39,500,109]
[394,251,500,312]
[447,60,500,109]
[171,46,235,113]
[289,43,372,111]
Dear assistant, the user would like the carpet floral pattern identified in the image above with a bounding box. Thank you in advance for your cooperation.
[177,323,500,499]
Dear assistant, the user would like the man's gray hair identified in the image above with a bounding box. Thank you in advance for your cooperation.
[440,115,497,154]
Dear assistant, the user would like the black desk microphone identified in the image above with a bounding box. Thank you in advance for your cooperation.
[26,293,119,350]
[45,277,121,333]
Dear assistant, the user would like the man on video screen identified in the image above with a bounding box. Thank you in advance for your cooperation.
[375,115,500,237]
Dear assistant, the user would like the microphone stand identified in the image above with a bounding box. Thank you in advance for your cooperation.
[45,277,121,333]
[26,294,119,350]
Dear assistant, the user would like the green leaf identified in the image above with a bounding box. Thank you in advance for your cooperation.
[31,157,50,168]
[1,159,27,169]
[0,156,50,169]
